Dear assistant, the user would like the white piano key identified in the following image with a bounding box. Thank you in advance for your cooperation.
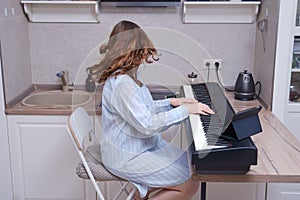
[189,114,206,151]
[183,85,227,151]
[183,85,195,99]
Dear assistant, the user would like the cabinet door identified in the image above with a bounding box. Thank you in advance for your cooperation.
[207,183,265,200]
[267,183,300,200]
[8,115,96,200]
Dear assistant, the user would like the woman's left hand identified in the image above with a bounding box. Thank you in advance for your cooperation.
[170,97,198,107]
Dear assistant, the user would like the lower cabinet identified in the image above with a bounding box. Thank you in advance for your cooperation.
[7,115,299,200]
[267,183,300,200]
[206,183,265,200]
[7,115,96,200]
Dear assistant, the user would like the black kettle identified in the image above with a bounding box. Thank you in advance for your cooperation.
[234,70,261,101]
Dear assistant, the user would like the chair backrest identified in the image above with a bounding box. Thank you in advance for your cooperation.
[67,107,94,151]
[67,107,107,200]
[67,107,136,200]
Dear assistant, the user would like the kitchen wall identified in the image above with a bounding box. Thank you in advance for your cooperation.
[0,0,32,104]
[28,5,257,89]
[0,45,13,200]
[0,2,259,104]
[253,0,280,109]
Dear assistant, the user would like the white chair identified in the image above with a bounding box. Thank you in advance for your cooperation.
[67,107,137,200]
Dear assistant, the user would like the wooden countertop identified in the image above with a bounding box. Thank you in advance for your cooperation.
[192,92,300,183]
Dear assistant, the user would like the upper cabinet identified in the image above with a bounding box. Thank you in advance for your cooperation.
[20,0,261,24]
[183,1,261,24]
[21,0,100,23]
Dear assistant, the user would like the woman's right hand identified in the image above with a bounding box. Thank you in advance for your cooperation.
[185,102,215,115]
[170,97,198,107]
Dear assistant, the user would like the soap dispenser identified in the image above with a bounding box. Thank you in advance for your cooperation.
[85,70,96,92]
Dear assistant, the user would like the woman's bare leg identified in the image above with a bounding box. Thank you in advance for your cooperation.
[149,179,199,200]
[134,188,161,200]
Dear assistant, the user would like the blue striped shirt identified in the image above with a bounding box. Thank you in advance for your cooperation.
[100,74,191,197]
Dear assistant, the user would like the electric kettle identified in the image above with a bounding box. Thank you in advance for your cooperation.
[234,70,261,101]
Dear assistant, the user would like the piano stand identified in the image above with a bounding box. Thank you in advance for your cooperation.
[201,182,207,200]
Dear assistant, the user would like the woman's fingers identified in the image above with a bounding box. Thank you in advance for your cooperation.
[170,98,214,115]
[170,98,198,107]
[183,98,198,104]
[185,102,215,115]
[199,103,215,114]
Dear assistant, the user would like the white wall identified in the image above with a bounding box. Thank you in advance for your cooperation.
[28,5,257,88]
[253,0,281,109]
[0,45,13,200]
[0,0,32,104]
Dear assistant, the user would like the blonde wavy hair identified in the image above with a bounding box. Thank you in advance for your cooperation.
[87,20,159,86]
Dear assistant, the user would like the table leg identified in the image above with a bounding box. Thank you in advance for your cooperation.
[201,182,207,200]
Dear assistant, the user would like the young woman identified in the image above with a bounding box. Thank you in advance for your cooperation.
[88,20,214,200]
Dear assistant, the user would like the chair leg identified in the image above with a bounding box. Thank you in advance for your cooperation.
[118,181,130,195]
[126,187,137,200]
[79,153,105,200]
[112,181,136,200]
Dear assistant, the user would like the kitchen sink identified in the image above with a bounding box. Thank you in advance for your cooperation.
[21,90,93,108]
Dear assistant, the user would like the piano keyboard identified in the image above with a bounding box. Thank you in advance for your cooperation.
[183,84,230,151]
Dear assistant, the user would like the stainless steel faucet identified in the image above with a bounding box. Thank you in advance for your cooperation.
[56,71,73,92]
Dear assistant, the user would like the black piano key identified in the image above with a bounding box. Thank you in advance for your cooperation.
[191,83,229,145]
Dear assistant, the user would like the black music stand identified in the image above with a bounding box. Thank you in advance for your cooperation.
[222,105,262,141]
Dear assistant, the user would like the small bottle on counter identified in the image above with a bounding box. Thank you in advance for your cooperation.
[85,70,96,92]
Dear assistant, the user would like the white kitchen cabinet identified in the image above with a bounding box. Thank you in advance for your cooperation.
[7,115,96,200]
[207,182,265,200]
[21,1,100,23]
[182,1,261,24]
[267,183,300,200]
